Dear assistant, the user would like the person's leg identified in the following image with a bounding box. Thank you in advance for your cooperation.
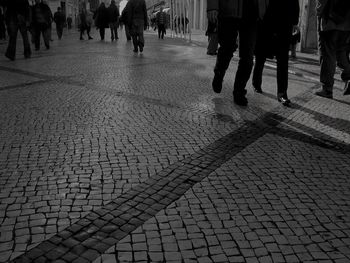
[212,17,239,93]
[233,19,258,104]
[276,30,292,104]
[110,23,114,40]
[252,55,266,93]
[138,23,144,52]
[19,21,31,58]
[34,25,41,50]
[317,30,337,98]
[5,19,18,60]
[114,23,119,39]
[338,31,350,81]
[42,26,50,49]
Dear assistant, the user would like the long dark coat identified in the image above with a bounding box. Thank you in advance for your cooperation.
[94,3,109,29]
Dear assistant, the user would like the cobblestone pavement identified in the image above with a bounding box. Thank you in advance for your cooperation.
[0,29,350,263]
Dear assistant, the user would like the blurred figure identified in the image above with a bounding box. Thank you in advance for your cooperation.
[53,7,65,40]
[124,0,147,52]
[315,0,350,98]
[78,7,87,40]
[86,9,94,39]
[252,0,299,106]
[2,0,31,60]
[94,2,109,40]
[108,0,120,41]
[0,6,6,40]
[42,1,53,41]
[156,7,166,39]
[32,0,52,50]
[66,16,72,29]
[120,7,131,41]
[206,20,218,55]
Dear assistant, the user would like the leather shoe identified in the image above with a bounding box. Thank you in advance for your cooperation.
[234,95,248,106]
[315,89,333,99]
[278,95,291,106]
[253,86,262,93]
[212,71,224,93]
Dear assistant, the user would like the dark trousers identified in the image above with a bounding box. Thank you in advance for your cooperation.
[253,28,292,96]
[33,23,50,50]
[319,30,350,92]
[157,24,165,39]
[99,28,105,40]
[56,24,63,39]
[6,17,31,59]
[207,32,218,54]
[125,24,131,40]
[110,22,118,40]
[131,20,145,50]
[215,17,258,96]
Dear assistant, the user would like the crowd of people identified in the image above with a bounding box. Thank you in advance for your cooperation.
[0,0,349,102]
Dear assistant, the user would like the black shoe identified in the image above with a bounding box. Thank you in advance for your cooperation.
[133,48,138,53]
[88,36,93,40]
[253,86,263,93]
[234,95,248,106]
[344,81,350,95]
[315,89,333,99]
[80,37,84,40]
[212,71,224,93]
[277,95,291,106]
[139,46,143,52]
[5,53,15,61]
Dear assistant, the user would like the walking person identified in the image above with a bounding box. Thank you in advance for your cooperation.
[86,9,94,39]
[42,1,53,41]
[0,6,6,41]
[315,0,350,98]
[66,16,72,30]
[108,0,120,41]
[32,0,51,50]
[53,7,65,40]
[2,0,31,60]
[124,0,147,53]
[252,0,300,106]
[79,7,87,40]
[208,0,269,106]
[156,7,166,39]
[94,2,109,41]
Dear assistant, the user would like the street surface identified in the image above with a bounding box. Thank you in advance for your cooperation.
[0,28,350,263]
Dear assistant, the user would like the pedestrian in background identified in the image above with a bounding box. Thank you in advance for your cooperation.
[252,0,299,106]
[206,20,218,55]
[94,2,109,41]
[66,16,72,29]
[2,0,31,60]
[156,7,166,39]
[208,0,269,106]
[125,0,148,53]
[53,7,65,40]
[108,0,120,41]
[78,7,87,40]
[315,0,350,98]
[31,0,51,50]
[0,6,6,41]
[85,9,94,40]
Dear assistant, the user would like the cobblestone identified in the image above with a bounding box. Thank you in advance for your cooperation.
[1,29,350,263]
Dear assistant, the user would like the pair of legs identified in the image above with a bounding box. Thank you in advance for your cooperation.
[252,27,292,105]
[5,16,31,60]
[56,24,64,39]
[213,17,258,106]
[33,23,50,50]
[158,24,165,39]
[125,24,131,41]
[99,28,105,40]
[110,22,118,41]
[131,20,145,52]
[317,30,350,98]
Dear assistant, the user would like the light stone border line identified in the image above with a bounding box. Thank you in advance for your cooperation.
[10,87,335,263]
